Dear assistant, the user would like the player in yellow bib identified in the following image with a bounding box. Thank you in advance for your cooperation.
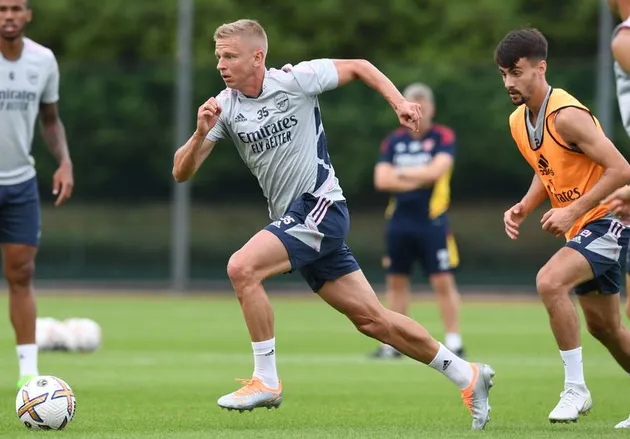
[495,28,630,424]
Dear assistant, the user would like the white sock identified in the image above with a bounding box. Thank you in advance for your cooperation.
[17,344,39,378]
[445,333,463,351]
[560,347,585,387]
[429,343,474,389]
[252,338,279,389]
[380,342,398,353]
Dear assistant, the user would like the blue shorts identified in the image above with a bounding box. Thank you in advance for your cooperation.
[0,177,41,247]
[566,216,629,295]
[264,193,360,292]
[384,215,459,276]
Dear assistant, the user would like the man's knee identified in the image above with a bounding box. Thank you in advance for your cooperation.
[386,274,410,295]
[536,266,568,301]
[429,272,456,295]
[387,284,408,298]
[4,258,35,290]
[226,250,257,289]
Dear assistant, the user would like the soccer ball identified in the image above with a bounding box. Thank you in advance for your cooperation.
[36,317,71,351]
[16,375,76,430]
[63,318,102,352]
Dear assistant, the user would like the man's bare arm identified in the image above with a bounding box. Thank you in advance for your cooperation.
[172,135,216,182]
[374,163,423,193]
[554,107,630,218]
[520,174,549,215]
[397,153,454,187]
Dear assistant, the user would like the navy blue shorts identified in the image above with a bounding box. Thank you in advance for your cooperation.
[264,193,360,292]
[566,216,629,295]
[0,177,41,247]
[384,215,459,276]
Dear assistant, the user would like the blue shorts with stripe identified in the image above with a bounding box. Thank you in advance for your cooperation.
[565,216,629,295]
[264,193,360,292]
[0,177,41,246]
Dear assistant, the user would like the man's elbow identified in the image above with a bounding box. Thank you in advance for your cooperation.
[612,33,630,74]
[172,151,187,182]
[172,165,190,183]
[353,59,374,79]
[39,120,56,134]
[374,178,391,192]
[172,170,184,183]
[354,59,371,69]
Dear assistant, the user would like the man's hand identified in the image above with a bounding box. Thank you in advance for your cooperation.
[540,207,579,238]
[395,100,423,132]
[196,98,222,136]
[602,185,630,221]
[52,160,74,207]
[504,202,528,240]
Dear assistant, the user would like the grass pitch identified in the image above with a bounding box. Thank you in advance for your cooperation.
[0,293,629,438]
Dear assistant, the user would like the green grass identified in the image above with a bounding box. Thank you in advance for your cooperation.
[0,294,629,438]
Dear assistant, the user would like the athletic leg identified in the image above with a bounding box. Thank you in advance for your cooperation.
[370,226,414,359]
[317,268,495,430]
[0,178,41,387]
[422,222,464,357]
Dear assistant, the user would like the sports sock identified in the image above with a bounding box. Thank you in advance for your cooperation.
[560,347,585,387]
[380,343,398,354]
[429,343,473,389]
[17,344,38,378]
[445,333,463,351]
[252,338,279,389]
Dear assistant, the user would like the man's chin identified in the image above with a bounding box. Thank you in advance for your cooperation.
[0,32,21,42]
[222,77,237,88]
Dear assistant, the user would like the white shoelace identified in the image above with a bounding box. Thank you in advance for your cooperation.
[557,388,585,408]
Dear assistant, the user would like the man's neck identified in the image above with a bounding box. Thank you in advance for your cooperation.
[526,83,550,122]
[239,68,266,98]
[0,36,24,61]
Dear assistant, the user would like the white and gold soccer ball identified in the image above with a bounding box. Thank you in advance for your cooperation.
[63,318,102,352]
[36,317,71,351]
[15,376,76,430]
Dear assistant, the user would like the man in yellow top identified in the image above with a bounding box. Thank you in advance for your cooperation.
[495,28,630,424]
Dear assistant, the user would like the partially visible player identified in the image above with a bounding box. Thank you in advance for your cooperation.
[495,28,630,423]
[609,0,630,322]
[370,82,465,360]
[604,0,630,429]
[173,19,495,429]
[0,0,74,388]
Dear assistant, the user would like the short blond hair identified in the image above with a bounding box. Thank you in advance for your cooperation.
[403,83,434,103]
[214,19,268,56]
